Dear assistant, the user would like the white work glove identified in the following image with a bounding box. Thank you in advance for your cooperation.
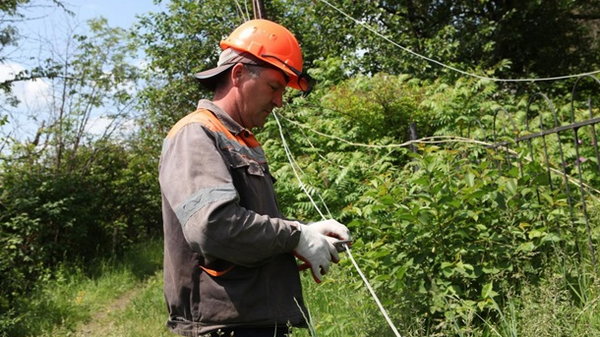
[294,224,339,283]
[307,219,351,242]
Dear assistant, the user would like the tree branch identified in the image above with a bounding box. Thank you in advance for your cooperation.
[569,13,600,20]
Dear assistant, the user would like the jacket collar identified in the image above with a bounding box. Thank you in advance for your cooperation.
[196,99,251,136]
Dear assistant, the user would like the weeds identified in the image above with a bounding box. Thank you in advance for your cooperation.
[7,238,600,337]
[3,238,162,337]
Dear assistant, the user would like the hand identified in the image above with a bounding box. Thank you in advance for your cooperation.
[308,219,351,241]
[293,224,339,283]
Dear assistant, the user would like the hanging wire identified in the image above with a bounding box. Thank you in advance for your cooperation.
[282,115,600,198]
[233,0,250,21]
[274,111,404,337]
[273,111,329,219]
[317,0,600,83]
[343,244,403,337]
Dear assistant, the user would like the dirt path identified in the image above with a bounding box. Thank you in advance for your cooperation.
[72,287,139,337]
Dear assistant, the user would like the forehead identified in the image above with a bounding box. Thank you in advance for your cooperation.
[258,66,288,86]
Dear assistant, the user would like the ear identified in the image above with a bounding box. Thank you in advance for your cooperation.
[230,63,245,87]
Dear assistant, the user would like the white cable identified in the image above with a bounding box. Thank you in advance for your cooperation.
[273,112,404,337]
[317,0,600,83]
[343,244,403,337]
[282,114,491,149]
[284,116,600,198]
[273,111,327,220]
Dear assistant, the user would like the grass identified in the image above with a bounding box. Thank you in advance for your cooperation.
[92,271,172,337]
[504,268,600,337]
[7,238,600,337]
[4,237,163,337]
[290,261,385,337]
[291,254,600,337]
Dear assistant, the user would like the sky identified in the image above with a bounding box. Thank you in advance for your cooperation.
[1,0,166,141]
[60,1,163,28]
[11,0,165,67]
[23,0,164,33]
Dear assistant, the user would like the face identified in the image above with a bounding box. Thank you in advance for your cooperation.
[235,64,287,129]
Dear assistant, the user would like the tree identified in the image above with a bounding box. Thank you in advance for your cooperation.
[275,0,599,79]
[0,17,157,335]
[136,0,599,132]
[0,1,67,98]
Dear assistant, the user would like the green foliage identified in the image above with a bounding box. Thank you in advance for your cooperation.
[348,146,572,325]
[270,0,599,80]
[0,18,160,335]
[321,73,430,141]
[3,239,162,337]
[259,70,600,334]
[134,0,238,140]
[0,140,160,316]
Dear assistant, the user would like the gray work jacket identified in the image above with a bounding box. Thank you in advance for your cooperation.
[159,100,306,336]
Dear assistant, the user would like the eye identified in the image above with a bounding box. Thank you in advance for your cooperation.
[269,83,283,92]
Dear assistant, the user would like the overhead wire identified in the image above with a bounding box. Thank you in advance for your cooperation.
[316,0,600,83]
[274,111,404,337]
[281,114,491,149]
[233,0,251,21]
[281,114,600,198]
[274,109,600,335]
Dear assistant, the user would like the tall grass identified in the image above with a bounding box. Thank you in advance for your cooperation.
[93,272,172,337]
[502,265,600,337]
[290,262,383,337]
[7,238,600,337]
[4,238,162,337]
[291,254,600,337]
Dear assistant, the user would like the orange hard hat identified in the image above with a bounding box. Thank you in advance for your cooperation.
[220,19,312,93]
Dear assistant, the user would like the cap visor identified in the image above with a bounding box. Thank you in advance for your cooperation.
[193,63,235,90]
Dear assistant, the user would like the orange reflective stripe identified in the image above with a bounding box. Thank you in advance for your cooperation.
[166,109,261,149]
[167,109,233,140]
[199,265,235,277]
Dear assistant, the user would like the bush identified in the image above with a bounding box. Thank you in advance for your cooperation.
[262,70,598,333]
[0,139,161,334]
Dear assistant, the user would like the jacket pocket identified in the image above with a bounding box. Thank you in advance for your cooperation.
[227,150,265,177]
[198,266,268,324]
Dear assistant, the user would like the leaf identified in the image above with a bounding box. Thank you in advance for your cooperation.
[466,172,475,187]
[528,229,546,239]
[504,177,518,195]
[482,266,500,274]
[481,282,498,299]
[517,241,536,253]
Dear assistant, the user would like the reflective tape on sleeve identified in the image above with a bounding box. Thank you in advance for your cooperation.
[175,183,239,227]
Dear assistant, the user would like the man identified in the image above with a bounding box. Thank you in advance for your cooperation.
[159,19,351,337]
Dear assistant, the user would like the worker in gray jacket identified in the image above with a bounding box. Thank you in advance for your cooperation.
[158,19,351,337]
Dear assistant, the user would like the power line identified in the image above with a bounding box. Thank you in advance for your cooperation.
[280,115,600,198]
[273,112,330,219]
[273,111,404,337]
[317,0,600,83]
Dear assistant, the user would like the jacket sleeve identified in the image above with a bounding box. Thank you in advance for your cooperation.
[159,122,301,267]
